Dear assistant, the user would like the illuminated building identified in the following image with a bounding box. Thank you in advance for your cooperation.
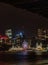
[5,29,12,39]
[0,35,8,44]
[0,35,3,43]
[15,31,25,47]
[5,29,13,45]
[36,42,42,50]
[37,29,48,48]
[27,38,32,48]
[22,40,28,50]
[37,29,48,40]
[37,29,42,40]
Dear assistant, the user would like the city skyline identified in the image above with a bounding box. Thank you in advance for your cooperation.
[0,1,48,65]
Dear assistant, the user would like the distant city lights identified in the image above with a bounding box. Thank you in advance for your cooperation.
[22,40,28,49]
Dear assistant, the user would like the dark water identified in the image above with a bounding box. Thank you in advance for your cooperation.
[0,51,48,65]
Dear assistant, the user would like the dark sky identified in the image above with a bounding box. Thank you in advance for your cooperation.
[0,3,48,35]
[0,0,39,3]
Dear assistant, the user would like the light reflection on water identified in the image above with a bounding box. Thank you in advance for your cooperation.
[0,59,48,65]
[0,52,48,65]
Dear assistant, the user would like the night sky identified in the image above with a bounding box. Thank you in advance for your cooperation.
[0,1,48,36]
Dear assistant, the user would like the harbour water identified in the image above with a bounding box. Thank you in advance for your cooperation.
[0,51,48,65]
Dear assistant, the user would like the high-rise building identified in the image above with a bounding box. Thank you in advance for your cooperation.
[5,29,12,39]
